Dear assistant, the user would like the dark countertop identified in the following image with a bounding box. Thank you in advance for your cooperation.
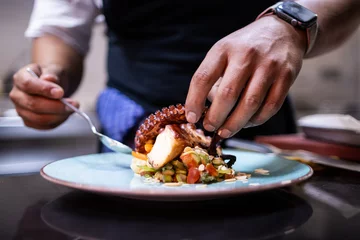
[0,167,359,240]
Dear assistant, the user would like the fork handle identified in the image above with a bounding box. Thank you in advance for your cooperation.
[60,99,96,130]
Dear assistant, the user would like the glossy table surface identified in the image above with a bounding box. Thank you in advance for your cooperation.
[0,166,359,240]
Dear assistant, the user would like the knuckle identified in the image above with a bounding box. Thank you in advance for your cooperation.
[26,98,37,111]
[265,101,282,113]
[9,89,16,101]
[12,73,18,81]
[22,77,32,89]
[267,56,281,68]
[192,70,210,87]
[214,39,231,52]
[245,95,261,110]
[219,86,239,102]
[245,46,257,56]
[282,65,296,81]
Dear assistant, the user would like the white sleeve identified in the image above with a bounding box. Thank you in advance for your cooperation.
[25,0,102,55]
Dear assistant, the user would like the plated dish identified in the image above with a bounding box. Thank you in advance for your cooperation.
[131,104,239,184]
[41,150,313,201]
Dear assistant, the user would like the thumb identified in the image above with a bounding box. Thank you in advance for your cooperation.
[39,66,61,84]
[63,98,80,112]
[39,65,66,98]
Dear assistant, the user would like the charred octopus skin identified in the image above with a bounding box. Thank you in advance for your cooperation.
[135,104,204,153]
[131,103,238,183]
[133,103,236,171]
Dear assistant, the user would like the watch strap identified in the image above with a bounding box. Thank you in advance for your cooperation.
[256,1,317,56]
[256,2,282,21]
[305,22,318,55]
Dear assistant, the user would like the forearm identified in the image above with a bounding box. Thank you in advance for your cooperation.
[32,35,84,96]
[297,0,360,58]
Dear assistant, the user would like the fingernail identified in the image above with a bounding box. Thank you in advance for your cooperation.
[218,129,232,138]
[50,88,62,98]
[65,105,74,112]
[204,123,216,132]
[187,111,197,123]
[64,100,78,112]
[244,122,255,128]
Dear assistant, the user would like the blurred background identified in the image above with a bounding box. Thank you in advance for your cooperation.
[0,1,359,174]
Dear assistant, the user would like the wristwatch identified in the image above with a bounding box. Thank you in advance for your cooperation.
[256,1,318,55]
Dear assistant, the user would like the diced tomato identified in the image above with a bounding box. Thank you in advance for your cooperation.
[180,154,199,169]
[224,173,234,179]
[187,167,200,184]
[206,164,218,177]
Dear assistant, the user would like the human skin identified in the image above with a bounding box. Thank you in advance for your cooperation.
[10,0,360,132]
[185,0,360,138]
[10,35,83,129]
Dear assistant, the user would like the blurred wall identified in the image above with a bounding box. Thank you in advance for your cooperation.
[291,30,360,119]
[0,0,359,118]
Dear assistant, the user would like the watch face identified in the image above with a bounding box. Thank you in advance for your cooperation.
[279,1,317,24]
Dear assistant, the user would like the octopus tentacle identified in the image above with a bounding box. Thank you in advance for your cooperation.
[135,104,190,153]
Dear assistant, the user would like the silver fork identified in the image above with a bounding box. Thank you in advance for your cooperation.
[26,68,133,154]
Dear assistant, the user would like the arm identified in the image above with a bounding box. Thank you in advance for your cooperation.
[32,35,84,97]
[298,0,360,57]
[185,0,360,139]
[9,0,100,129]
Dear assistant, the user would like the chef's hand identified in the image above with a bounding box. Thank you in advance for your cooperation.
[9,63,79,129]
[185,16,306,138]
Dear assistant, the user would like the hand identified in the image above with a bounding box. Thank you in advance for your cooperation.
[9,63,79,129]
[185,16,307,138]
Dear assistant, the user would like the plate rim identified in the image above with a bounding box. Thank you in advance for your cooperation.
[40,152,313,200]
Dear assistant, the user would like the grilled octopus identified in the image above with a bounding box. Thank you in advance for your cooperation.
[133,104,236,169]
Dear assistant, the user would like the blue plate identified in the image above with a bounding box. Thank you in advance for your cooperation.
[41,149,313,201]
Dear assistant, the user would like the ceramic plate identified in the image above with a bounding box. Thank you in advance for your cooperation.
[40,150,313,201]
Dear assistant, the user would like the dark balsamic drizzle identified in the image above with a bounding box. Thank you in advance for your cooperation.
[196,106,237,168]
[222,154,237,168]
[208,132,236,168]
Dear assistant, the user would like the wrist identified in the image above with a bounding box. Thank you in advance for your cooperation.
[256,1,318,56]
[260,15,308,56]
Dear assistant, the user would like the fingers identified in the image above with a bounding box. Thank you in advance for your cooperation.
[217,67,275,138]
[250,67,295,126]
[11,93,79,130]
[15,106,71,130]
[10,63,78,130]
[13,65,64,99]
[40,64,65,83]
[207,77,222,103]
[185,46,227,123]
[10,86,78,114]
[203,61,251,132]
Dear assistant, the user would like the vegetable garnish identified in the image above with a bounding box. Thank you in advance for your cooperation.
[131,146,249,184]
